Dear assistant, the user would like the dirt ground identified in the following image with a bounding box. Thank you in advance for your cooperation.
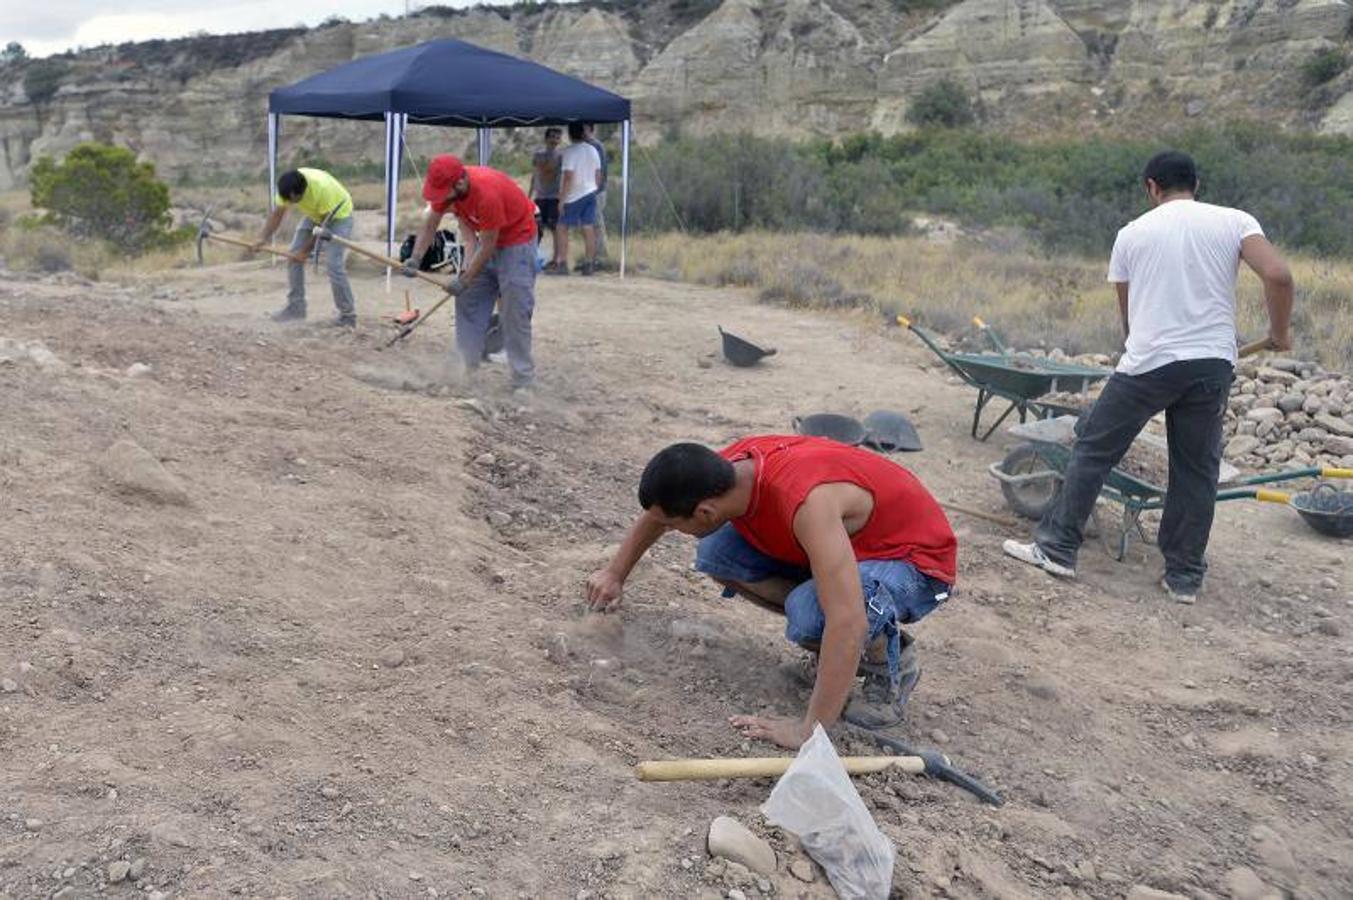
[0,245,1349,900]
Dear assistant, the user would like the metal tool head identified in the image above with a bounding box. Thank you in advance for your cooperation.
[312,203,342,271]
[194,204,217,265]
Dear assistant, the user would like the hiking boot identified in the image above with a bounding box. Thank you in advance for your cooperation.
[544,264,569,277]
[842,634,922,730]
[578,259,596,276]
[270,307,305,323]
[1161,577,1197,605]
[325,316,356,329]
[1002,540,1076,579]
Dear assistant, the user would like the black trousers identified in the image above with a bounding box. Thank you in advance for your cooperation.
[1035,358,1234,590]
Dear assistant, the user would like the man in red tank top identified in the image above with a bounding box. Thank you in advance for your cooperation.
[586,436,956,749]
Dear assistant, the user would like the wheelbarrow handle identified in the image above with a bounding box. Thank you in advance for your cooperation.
[972,316,1009,355]
[1254,488,1291,504]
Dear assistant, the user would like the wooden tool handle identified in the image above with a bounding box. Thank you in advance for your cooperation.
[939,501,1019,528]
[324,233,450,291]
[1238,337,1275,358]
[635,755,925,782]
[204,232,298,260]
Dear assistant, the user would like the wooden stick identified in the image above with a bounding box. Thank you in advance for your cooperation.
[939,501,1020,529]
[1238,337,1275,358]
[635,755,925,782]
[322,232,451,292]
[203,232,300,261]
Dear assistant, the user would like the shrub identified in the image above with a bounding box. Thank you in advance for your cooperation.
[29,142,179,254]
[1301,48,1349,88]
[23,58,69,105]
[906,79,977,128]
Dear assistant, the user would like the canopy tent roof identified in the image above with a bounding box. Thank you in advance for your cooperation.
[268,38,631,126]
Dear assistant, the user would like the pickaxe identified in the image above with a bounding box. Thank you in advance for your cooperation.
[194,205,302,265]
[313,227,462,348]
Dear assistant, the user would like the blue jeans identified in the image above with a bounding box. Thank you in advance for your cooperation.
[695,524,949,684]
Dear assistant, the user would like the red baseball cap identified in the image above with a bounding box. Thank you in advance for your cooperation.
[423,155,466,205]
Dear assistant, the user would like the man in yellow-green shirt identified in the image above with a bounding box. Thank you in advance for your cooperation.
[252,168,357,326]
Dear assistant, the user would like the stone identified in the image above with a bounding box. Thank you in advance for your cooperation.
[149,820,195,848]
[473,452,496,466]
[707,816,776,876]
[1296,427,1328,442]
[1255,419,1278,439]
[728,891,748,900]
[929,728,950,744]
[99,439,189,506]
[487,510,513,528]
[1223,865,1280,900]
[1245,407,1283,422]
[379,645,405,668]
[319,785,341,800]
[1276,392,1304,413]
[1323,435,1353,456]
[1126,887,1189,900]
[1249,824,1297,886]
[1225,435,1262,457]
[126,362,153,378]
[1303,394,1323,414]
[128,858,147,880]
[0,678,16,693]
[23,818,42,830]
[1314,414,1353,437]
[789,859,815,883]
[108,861,131,883]
[1255,367,1298,386]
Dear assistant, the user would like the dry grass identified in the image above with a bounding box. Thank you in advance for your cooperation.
[628,231,1353,371]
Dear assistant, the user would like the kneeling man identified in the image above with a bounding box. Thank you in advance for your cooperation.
[586,435,956,748]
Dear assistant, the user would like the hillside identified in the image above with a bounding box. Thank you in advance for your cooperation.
[0,0,1351,187]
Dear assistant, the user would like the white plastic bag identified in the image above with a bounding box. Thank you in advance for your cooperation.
[762,724,895,900]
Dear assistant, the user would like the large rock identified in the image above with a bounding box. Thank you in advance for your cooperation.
[1225,435,1263,457]
[1314,414,1353,438]
[1223,865,1281,900]
[1276,392,1305,413]
[99,439,190,506]
[1324,435,1353,457]
[707,816,776,876]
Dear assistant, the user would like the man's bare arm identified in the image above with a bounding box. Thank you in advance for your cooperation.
[254,206,287,249]
[459,228,498,286]
[794,493,869,732]
[1240,234,1295,351]
[1114,282,1129,340]
[586,510,668,611]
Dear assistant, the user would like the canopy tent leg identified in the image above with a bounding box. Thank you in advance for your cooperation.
[620,119,630,279]
[384,112,406,291]
[476,127,491,165]
[267,113,280,267]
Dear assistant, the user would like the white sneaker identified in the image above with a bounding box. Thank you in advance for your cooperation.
[1161,578,1197,605]
[1002,540,1076,579]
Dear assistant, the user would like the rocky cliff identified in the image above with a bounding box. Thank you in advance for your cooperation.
[1,0,1350,189]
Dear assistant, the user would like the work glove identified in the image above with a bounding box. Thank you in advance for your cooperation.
[445,276,468,296]
[312,226,332,241]
[400,261,419,278]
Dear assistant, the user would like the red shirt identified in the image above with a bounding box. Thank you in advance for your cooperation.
[719,435,957,585]
[433,166,537,247]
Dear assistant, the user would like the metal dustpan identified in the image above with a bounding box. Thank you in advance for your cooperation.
[863,409,923,452]
[793,413,866,446]
[719,326,777,367]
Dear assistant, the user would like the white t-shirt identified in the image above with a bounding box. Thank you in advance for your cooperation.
[1108,199,1263,375]
[559,142,602,205]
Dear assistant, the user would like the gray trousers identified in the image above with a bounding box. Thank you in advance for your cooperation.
[1034,358,1234,591]
[286,216,356,321]
[457,242,537,387]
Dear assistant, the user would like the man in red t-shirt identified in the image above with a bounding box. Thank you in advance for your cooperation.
[585,436,957,749]
[406,155,539,390]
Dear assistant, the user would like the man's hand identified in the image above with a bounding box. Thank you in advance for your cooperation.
[729,714,812,750]
[1268,329,1294,352]
[585,568,625,612]
[287,250,308,264]
[400,260,419,278]
[445,276,469,296]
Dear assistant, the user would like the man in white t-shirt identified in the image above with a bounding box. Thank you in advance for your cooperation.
[1004,151,1294,603]
[548,122,602,277]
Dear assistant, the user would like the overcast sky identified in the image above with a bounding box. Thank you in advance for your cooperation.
[3,2,486,58]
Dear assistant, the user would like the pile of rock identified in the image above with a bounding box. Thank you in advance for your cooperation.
[1224,357,1353,471]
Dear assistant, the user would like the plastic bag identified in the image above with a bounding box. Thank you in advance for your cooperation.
[762,724,895,900]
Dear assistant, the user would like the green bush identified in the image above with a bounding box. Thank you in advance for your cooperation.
[29,142,179,254]
[23,58,69,105]
[906,79,977,128]
[1301,48,1349,88]
[625,124,1353,257]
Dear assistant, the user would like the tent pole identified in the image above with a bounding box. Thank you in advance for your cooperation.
[477,127,491,165]
[384,111,405,292]
[267,113,280,267]
[620,119,630,279]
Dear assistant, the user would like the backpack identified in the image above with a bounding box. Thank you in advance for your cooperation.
[398,229,462,272]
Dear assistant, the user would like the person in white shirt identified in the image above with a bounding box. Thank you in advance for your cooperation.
[548,122,602,277]
[1004,151,1294,604]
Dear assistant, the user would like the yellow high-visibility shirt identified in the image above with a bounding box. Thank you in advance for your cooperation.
[276,168,353,221]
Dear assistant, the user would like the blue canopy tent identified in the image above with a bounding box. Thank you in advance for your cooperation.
[267,38,634,275]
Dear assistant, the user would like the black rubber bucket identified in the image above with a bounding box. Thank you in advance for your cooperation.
[719,326,777,367]
[793,413,866,446]
[1291,483,1353,538]
[863,409,923,452]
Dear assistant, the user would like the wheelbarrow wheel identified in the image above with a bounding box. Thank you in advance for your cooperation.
[999,443,1059,520]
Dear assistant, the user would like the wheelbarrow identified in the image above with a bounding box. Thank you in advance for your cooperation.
[897,315,1110,441]
[989,415,1353,559]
